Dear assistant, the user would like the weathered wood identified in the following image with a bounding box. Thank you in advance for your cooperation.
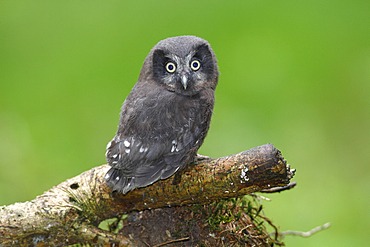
[0,144,294,246]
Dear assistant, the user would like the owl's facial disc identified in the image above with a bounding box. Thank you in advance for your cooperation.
[152,46,213,95]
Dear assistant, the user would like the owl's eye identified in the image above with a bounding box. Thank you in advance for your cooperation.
[190,60,201,71]
[165,62,177,73]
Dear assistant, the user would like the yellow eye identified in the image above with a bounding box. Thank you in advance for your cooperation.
[190,60,201,71]
[165,62,176,73]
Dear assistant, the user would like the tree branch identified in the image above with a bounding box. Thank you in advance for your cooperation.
[279,223,331,238]
[0,144,295,246]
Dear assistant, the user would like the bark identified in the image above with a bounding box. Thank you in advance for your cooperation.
[0,144,295,246]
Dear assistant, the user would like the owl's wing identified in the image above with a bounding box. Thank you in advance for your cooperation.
[106,136,167,193]
[105,124,203,194]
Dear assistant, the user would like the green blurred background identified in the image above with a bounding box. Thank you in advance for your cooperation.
[0,0,369,246]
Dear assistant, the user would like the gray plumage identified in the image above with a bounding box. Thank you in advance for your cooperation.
[105,35,219,194]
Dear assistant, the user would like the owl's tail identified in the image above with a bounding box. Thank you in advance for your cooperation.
[105,163,180,194]
[105,167,137,194]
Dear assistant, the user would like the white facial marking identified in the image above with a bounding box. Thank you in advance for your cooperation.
[112,154,118,158]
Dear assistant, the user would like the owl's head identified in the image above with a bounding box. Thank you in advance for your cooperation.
[140,36,219,96]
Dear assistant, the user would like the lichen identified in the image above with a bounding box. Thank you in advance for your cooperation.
[240,167,250,183]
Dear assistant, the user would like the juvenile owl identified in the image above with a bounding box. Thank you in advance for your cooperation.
[105,36,219,194]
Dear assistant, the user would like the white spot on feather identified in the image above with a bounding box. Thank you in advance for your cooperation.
[124,140,130,147]
[112,154,118,158]
[171,140,177,153]
[125,148,130,154]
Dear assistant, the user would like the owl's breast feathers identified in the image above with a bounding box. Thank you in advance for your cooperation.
[105,83,214,193]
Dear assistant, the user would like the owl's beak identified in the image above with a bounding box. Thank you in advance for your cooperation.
[181,75,188,90]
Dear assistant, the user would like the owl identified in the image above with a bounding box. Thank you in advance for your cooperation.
[105,35,219,194]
